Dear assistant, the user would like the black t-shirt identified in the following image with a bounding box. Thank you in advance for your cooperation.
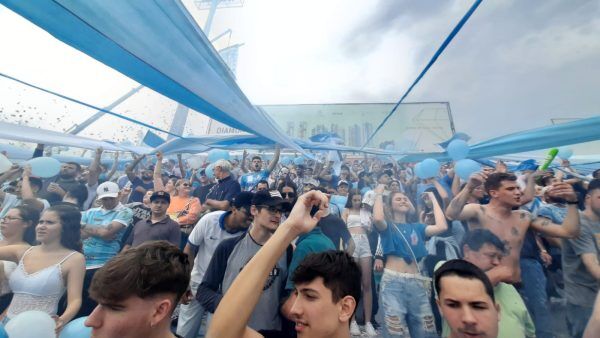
[317,214,351,249]
[206,175,241,204]
[192,183,216,204]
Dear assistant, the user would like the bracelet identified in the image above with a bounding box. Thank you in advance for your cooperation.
[566,200,579,205]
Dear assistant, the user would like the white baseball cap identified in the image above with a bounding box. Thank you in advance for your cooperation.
[96,182,120,199]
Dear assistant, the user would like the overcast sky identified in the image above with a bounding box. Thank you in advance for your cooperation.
[1,0,599,146]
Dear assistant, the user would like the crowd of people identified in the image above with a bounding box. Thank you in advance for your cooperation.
[0,143,599,338]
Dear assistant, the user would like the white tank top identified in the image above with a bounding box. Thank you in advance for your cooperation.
[7,247,77,319]
[347,213,363,229]
[346,210,372,230]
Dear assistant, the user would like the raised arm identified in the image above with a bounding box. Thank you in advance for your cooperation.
[445,172,485,221]
[153,152,166,192]
[105,152,119,181]
[240,150,249,173]
[267,145,281,173]
[451,169,461,197]
[372,184,387,232]
[520,171,543,206]
[125,154,145,182]
[207,190,328,338]
[531,182,580,238]
[20,165,35,200]
[87,147,103,187]
[177,153,186,179]
[424,191,449,237]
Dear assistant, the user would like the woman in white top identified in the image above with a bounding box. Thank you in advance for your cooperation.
[0,205,85,333]
[342,189,376,336]
[0,205,39,309]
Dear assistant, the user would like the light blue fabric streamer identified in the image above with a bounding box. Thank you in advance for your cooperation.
[0,0,302,152]
[398,116,600,163]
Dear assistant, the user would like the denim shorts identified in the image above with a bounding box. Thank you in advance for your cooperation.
[379,269,437,338]
[351,233,372,259]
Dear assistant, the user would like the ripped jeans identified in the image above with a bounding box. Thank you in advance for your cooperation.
[380,269,437,338]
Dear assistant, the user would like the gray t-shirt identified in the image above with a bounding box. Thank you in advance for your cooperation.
[221,233,288,331]
[562,214,600,307]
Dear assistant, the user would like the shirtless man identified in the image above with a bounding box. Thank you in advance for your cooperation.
[446,172,580,283]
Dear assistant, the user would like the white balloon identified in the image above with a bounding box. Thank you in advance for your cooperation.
[5,310,56,338]
[187,157,202,170]
[0,153,12,174]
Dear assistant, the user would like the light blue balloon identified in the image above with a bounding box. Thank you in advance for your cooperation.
[420,158,441,179]
[414,162,426,179]
[60,316,92,338]
[447,139,470,161]
[205,163,215,179]
[207,149,230,163]
[26,156,61,178]
[293,157,305,166]
[557,147,573,160]
[455,159,482,180]
[281,157,293,166]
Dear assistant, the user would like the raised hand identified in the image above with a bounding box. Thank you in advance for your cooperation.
[284,190,329,236]
[466,172,488,191]
[547,182,578,202]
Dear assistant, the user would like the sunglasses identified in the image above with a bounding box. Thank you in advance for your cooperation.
[281,192,296,198]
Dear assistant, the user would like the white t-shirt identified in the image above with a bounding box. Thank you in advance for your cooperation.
[187,210,245,285]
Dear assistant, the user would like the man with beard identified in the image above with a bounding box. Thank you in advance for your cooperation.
[40,161,83,203]
[562,179,600,338]
[126,154,154,203]
[197,190,292,332]
[176,192,254,338]
[446,172,581,284]
[240,146,280,192]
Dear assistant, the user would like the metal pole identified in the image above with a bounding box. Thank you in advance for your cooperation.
[203,0,221,37]
[68,85,143,135]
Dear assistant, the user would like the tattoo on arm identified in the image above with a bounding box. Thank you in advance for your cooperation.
[540,219,550,227]
[479,205,485,213]
[502,240,512,253]
[511,227,519,237]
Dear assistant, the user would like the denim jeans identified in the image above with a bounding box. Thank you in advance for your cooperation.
[176,281,211,338]
[379,269,437,338]
[518,258,554,338]
[566,303,593,338]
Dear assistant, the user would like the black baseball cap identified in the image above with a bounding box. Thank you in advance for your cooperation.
[150,191,171,203]
[232,191,254,210]
[252,190,291,210]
